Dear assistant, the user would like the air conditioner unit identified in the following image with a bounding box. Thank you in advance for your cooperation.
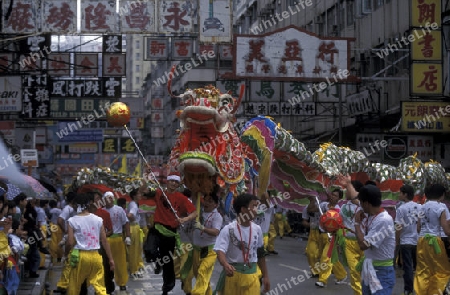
[314,16,324,24]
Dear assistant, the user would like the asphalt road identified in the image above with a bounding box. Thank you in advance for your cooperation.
[46,234,405,295]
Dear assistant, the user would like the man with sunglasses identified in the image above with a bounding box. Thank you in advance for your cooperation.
[152,172,197,295]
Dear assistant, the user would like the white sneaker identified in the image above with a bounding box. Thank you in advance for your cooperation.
[335,276,348,285]
[315,281,326,287]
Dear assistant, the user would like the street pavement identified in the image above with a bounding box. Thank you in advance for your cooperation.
[46,234,405,295]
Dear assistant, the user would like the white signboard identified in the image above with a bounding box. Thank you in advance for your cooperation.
[42,0,77,33]
[20,149,39,167]
[0,76,22,112]
[235,26,353,81]
[119,0,156,33]
[158,0,194,33]
[251,81,280,100]
[346,90,373,116]
[80,0,118,33]
[199,0,232,43]
[406,135,433,162]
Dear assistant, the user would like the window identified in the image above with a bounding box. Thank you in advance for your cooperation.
[135,40,140,49]
[135,52,140,59]
[347,0,354,26]
[136,64,140,72]
[136,77,140,84]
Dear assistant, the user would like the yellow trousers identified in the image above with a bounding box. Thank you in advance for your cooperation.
[67,250,106,295]
[305,229,321,275]
[283,219,292,235]
[263,234,268,250]
[267,223,277,252]
[39,225,48,268]
[174,243,193,294]
[414,237,450,295]
[49,223,63,262]
[344,238,363,295]
[191,247,217,295]
[318,233,347,284]
[108,236,128,287]
[222,270,260,295]
[56,254,72,289]
[129,224,143,274]
[274,213,284,237]
[139,226,148,269]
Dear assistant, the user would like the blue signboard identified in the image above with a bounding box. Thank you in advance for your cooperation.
[52,123,104,143]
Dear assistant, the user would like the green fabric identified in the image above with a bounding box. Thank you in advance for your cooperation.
[180,249,193,280]
[109,233,122,238]
[424,234,441,254]
[155,223,181,251]
[356,257,393,272]
[213,263,257,295]
[70,249,79,267]
[333,229,348,267]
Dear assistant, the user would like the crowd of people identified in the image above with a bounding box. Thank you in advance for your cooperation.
[301,176,450,295]
[1,171,450,295]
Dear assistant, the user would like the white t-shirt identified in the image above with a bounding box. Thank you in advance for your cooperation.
[362,210,396,260]
[214,220,263,264]
[253,206,274,234]
[419,200,446,237]
[68,213,103,250]
[36,207,47,226]
[439,203,450,238]
[395,201,421,245]
[302,206,320,230]
[340,201,362,238]
[127,201,140,224]
[49,208,62,225]
[193,208,223,247]
[105,205,128,234]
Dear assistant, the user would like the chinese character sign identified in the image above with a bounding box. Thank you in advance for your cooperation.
[48,53,71,76]
[42,0,77,33]
[172,39,194,59]
[411,0,441,27]
[21,75,50,119]
[103,35,122,53]
[159,1,193,33]
[401,101,450,132]
[2,0,37,33]
[103,54,126,76]
[75,54,99,76]
[219,44,233,60]
[145,38,169,60]
[234,26,352,81]
[120,0,155,33]
[411,63,442,96]
[411,30,441,60]
[199,0,231,43]
[81,0,118,33]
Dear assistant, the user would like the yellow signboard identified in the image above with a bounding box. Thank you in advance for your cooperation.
[410,63,442,96]
[411,0,441,27]
[401,101,450,132]
[411,30,441,60]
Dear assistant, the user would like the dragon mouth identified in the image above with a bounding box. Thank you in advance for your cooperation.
[178,152,216,176]
[180,106,229,133]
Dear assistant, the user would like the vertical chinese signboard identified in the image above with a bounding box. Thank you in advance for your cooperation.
[199,0,232,43]
[410,0,442,96]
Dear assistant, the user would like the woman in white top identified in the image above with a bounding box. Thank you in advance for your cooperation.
[66,194,115,295]
[413,184,450,295]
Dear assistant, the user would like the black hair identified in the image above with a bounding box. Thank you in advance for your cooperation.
[49,200,57,208]
[332,188,343,199]
[6,200,16,210]
[365,180,377,186]
[400,184,414,200]
[117,198,127,208]
[351,180,364,192]
[358,185,382,207]
[13,193,27,206]
[73,193,91,207]
[425,184,446,200]
[39,199,49,207]
[182,188,192,199]
[129,188,139,200]
[233,193,258,215]
[66,191,76,203]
